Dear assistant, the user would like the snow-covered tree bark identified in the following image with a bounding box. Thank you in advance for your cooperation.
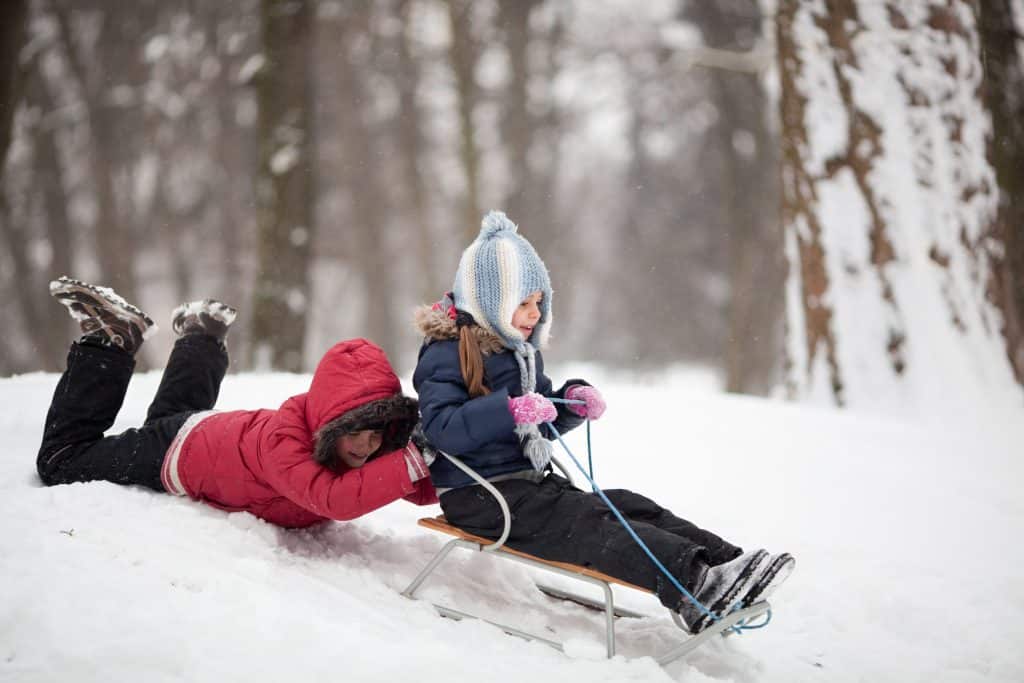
[250,0,315,371]
[778,0,1021,414]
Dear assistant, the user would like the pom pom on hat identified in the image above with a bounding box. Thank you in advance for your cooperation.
[480,210,517,239]
[453,211,552,352]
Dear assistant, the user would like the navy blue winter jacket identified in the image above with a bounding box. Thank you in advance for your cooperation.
[412,307,587,490]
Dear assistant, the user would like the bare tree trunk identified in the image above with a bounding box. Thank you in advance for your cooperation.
[0,196,25,374]
[494,0,561,254]
[524,16,567,304]
[617,85,655,365]
[334,6,399,359]
[51,2,138,303]
[688,1,783,395]
[0,193,52,364]
[396,0,441,301]
[0,0,28,186]
[28,61,75,369]
[249,0,316,371]
[497,0,539,225]
[977,0,1024,384]
[446,0,482,241]
[205,3,256,358]
[0,101,64,371]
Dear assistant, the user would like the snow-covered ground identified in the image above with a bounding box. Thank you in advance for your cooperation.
[1,363,1022,682]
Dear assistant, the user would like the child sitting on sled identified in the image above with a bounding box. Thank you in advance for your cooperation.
[38,277,436,528]
[411,212,794,633]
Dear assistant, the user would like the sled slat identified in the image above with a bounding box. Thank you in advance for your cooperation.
[417,515,651,593]
[406,515,772,665]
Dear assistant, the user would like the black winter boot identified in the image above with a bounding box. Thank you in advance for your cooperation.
[677,548,769,634]
[171,299,237,343]
[50,276,155,355]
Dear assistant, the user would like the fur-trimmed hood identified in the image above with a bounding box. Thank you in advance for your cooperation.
[304,339,419,468]
[413,304,508,356]
[312,394,418,467]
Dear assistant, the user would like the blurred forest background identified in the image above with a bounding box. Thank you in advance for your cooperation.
[1,0,1022,410]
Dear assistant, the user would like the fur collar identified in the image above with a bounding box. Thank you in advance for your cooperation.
[413,304,508,357]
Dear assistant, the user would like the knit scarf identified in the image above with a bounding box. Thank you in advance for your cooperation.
[433,292,554,472]
[514,342,554,472]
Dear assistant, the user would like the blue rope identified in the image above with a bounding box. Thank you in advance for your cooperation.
[586,420,594,484]
[541,418,716,624]
[736,609,773,629]
[549,397,594,484]
[541,413,766,633]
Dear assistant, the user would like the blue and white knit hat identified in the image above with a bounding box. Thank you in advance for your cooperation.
[454,211,555,472]
[453,211,552,353]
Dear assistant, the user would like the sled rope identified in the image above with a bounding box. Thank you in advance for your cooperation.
[543,411,769,632]
[548,398,594,482]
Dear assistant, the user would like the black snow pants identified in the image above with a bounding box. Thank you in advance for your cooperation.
[37,334,228,491]
[439,474,742,611]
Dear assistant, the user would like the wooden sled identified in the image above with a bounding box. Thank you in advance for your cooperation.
[401,454,771,665]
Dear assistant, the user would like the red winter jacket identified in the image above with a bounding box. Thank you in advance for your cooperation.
[160,339,437,528]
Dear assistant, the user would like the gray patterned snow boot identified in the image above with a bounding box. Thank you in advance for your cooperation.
[50,276,156,355]
[677,548,769,634]
[739,552,795,609]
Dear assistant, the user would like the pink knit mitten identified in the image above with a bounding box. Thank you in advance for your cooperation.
[565,385,606,420]
[508,392,557,425]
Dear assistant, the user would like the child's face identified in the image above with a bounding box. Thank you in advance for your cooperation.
[335,429,384,469]
[511,291,543,340]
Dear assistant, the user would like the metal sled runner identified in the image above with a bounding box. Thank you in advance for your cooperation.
[401,454,772,665]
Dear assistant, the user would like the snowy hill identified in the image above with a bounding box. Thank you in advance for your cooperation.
[1,366,1022,682]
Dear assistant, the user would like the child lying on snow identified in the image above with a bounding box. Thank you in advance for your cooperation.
[37,277,436,528]
[412,211,795,633]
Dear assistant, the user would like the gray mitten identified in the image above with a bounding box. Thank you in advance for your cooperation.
[410,423,439,466]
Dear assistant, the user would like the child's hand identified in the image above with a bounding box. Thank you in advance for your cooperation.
[565,385,606,420]
[410,426,438,465]
[404,442,431,481]
[508,392,557,425]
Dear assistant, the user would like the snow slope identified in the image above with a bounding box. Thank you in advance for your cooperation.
[1,365,1022,682]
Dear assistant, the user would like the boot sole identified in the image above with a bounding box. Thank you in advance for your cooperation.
[50,277,156,340]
